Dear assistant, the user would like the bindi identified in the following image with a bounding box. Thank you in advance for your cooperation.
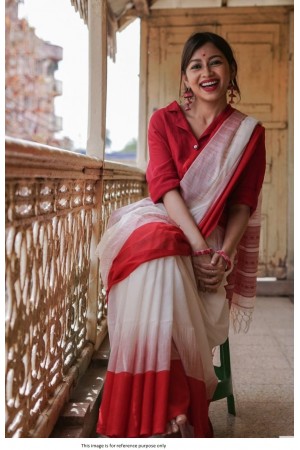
[201,53,206,56]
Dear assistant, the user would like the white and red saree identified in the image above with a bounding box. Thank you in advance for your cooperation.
[96,110,262,437]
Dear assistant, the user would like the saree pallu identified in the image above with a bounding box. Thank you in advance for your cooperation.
[96,110,261,437]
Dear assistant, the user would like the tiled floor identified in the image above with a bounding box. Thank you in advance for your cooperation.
[209,296,294,438]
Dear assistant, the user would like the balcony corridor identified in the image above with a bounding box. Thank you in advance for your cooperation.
[210,295,294,438]
[91,295,294,440]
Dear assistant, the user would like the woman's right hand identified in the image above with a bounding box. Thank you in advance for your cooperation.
[192,253,225,293]
[192,254,212,292]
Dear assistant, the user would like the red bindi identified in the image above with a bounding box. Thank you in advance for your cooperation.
[202,53,206,56]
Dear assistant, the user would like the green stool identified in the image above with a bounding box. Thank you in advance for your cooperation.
[212,338,236,415]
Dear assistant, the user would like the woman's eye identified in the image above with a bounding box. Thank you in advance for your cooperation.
[210,59,222,66]
[191,63,202,70]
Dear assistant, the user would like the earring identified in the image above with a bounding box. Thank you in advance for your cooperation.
[183,88,194,111]
[228,81,237,104]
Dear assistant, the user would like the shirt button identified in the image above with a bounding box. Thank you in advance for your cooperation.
[193,144,198,149]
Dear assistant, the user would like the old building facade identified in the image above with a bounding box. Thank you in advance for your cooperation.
[5,0,68,147]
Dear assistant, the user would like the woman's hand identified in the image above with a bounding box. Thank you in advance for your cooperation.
[192,252,227,293]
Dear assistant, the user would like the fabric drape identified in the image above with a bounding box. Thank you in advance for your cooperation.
[96,109,262,437]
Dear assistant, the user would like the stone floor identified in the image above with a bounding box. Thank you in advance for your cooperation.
[209,296,294,438]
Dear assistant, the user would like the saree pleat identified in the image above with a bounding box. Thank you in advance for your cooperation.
[97,254,229,437]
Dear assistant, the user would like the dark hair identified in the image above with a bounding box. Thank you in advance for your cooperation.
[180,32,240,100]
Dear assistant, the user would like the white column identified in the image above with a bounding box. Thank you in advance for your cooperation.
[86,0,107,158]
[137,19,148,170]
[86,0,107,345]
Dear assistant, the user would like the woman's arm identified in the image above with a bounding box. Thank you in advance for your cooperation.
[162,189,208,252]
[200,204,251,291]
[163,190,251,292]
[163,189,213,291]
[218,204,250,259]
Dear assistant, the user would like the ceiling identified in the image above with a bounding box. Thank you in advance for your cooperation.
[71,0,293,28]
[70,0,293,58]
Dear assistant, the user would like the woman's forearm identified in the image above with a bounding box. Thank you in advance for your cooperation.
[163,191,250,256]
[221,204,251,258]
[162,189,208,252]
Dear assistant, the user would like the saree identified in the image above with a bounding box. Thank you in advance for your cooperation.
[96,109,261,437]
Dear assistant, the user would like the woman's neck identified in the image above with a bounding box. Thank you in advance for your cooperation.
[184,99,229,139]
[189,98,228,125]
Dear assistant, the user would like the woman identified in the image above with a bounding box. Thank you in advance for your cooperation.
[96,32,266,438]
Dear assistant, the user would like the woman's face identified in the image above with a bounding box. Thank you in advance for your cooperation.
[183,42,234,106]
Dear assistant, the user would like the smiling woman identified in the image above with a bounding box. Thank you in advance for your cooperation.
[95,31,266,438]
[181,32,241,111]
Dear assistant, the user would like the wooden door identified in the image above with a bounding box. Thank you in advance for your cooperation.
[142,6,292,277]
[219,23,289,278]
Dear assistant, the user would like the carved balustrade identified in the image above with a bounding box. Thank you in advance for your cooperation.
[5,138,146,437]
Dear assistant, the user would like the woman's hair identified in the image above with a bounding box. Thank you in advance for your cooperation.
[180,31,241,99]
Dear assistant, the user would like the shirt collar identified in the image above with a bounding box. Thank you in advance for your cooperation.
[165,101,192,133]
[166,101,234,140]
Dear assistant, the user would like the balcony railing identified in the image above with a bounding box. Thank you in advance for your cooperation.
[5,137,147,437]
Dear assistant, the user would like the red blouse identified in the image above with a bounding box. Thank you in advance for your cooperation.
[146,101,266,215]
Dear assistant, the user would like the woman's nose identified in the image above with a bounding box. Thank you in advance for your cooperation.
[201,63,213,76]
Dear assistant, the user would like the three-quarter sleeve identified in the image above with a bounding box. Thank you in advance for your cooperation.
[227,125,266,214]
[146,111,181,203]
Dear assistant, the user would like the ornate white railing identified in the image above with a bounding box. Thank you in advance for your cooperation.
[5,138,146,437]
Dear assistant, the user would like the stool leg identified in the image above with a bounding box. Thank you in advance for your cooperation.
[227,394,236,416]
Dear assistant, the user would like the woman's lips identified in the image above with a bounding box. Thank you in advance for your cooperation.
[199,79,219,91]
